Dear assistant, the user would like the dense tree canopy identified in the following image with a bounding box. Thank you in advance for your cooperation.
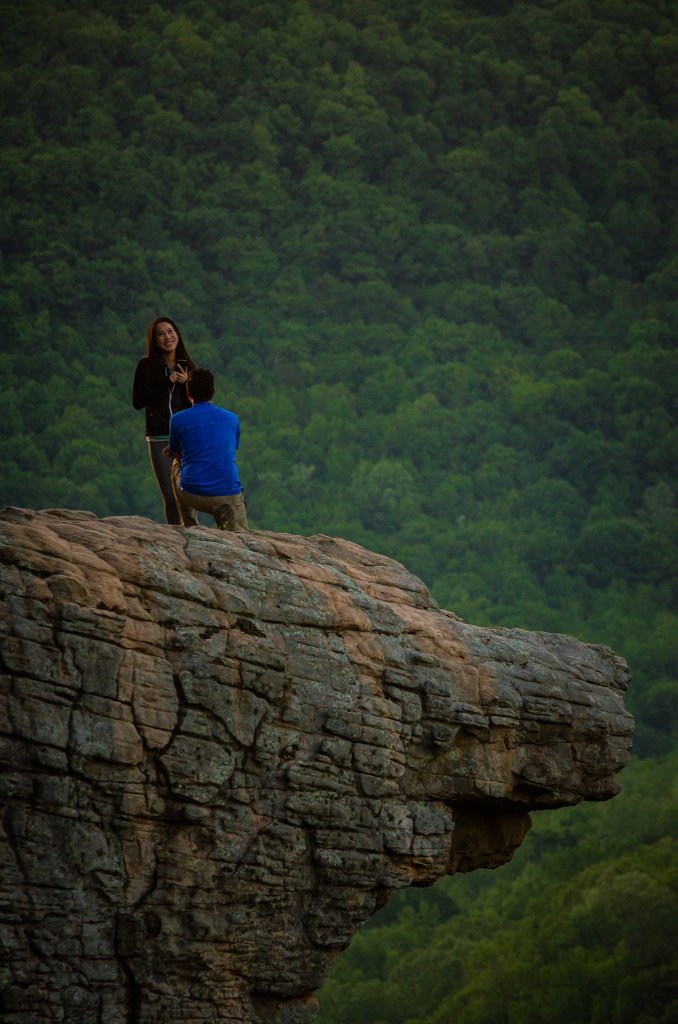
[1,2,676,1017]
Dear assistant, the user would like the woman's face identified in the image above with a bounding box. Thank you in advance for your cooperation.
[154,321,179,358]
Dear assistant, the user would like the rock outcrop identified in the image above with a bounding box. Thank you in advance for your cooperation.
[0,508,633,1023]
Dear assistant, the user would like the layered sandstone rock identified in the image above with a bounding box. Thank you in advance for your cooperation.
[0,508,633,1023]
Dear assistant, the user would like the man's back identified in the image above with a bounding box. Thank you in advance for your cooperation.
[169,402,242,496]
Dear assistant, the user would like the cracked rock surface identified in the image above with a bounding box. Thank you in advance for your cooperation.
[0,508,633,1023]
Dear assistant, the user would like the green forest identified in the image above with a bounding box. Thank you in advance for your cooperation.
[1,0,676,1019]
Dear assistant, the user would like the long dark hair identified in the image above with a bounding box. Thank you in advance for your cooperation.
[145,316,195,368]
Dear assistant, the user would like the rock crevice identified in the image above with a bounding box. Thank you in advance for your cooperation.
[0,509,633,1023]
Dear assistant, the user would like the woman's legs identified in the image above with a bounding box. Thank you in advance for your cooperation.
[169,459,200,528]
[147,440,182,524]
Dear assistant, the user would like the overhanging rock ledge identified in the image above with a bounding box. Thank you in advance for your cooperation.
[0,508,633,1024]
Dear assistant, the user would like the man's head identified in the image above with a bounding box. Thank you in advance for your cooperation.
[187,368,215,404]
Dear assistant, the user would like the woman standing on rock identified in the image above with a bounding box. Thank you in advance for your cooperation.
[133,316,196,524]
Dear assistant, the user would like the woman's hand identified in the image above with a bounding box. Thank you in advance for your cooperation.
[170,366,189,384]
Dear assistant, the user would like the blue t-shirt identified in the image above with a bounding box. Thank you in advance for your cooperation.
[169,402,243,496]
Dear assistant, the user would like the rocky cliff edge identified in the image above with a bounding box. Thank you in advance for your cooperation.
[0,508,633,1023]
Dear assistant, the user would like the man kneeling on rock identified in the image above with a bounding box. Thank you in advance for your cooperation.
[164,367,248,531]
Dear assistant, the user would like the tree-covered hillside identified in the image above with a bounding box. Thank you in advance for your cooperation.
[1,2,677,1016]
